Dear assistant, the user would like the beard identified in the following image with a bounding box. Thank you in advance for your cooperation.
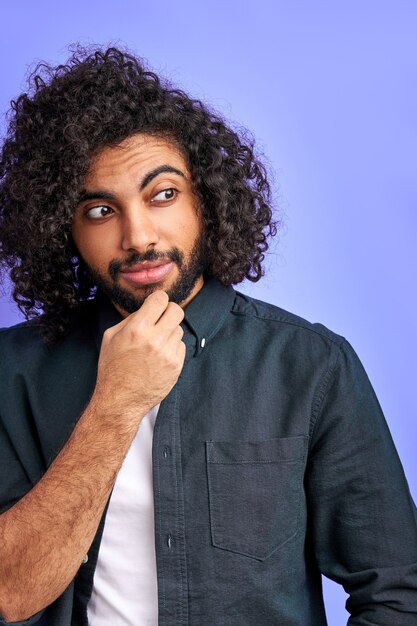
[82,232,208,314]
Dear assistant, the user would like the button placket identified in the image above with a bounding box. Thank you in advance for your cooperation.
[152,384,188,624]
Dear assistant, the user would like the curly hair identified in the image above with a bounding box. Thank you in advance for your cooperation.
[0,45,278,343]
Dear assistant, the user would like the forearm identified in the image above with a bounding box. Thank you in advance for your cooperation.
[0,394,143,622]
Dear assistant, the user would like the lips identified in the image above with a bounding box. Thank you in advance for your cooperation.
[120,260,175,285]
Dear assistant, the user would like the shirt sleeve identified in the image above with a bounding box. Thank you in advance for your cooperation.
[0,419,33,514]
[0,422,46,624]
[305,338,417,626]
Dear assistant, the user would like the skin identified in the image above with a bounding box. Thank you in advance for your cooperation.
[0,134,206,621]
[71,133,206,317]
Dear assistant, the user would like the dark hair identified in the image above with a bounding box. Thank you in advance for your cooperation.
[0,45,278,342]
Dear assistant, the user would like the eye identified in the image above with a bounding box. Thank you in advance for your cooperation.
[151,188,177,202]
[85,205,114,219]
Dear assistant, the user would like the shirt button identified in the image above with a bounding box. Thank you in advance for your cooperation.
[162,446,171,459]
[167,534,173,549]
[201,338,206,348]
[82,554,89,564]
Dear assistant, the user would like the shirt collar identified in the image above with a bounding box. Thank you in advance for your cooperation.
[181,277,236,358]
[93,277,236,360]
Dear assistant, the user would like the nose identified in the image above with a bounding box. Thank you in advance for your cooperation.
[121,208,159,254]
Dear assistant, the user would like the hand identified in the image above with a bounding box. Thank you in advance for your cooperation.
[92,290,186,421]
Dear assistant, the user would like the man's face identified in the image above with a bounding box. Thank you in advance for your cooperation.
[72,134,207,316]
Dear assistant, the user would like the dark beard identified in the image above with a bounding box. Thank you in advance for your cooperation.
[83,232,208,314]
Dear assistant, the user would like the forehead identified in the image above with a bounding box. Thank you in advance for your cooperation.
[85,133,189,185]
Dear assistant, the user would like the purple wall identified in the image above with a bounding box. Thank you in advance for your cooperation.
[1,2,416,623]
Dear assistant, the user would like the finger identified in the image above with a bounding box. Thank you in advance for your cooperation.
[109,290,170,335]
[134,290,171,325]
[176,340,186,364]
[156,302,185,333]
[168,324,184,343]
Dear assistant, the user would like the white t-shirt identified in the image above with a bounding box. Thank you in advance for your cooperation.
[87,404,160,625]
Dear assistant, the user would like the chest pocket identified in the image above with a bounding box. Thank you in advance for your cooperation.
[206,436,307,561]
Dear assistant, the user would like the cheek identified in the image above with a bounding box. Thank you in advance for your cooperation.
[72,224,115,268]
[173,209,203,245]
[188,217,204,249]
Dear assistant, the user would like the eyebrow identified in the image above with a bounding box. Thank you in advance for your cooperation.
[77,164,186,204]
[139,164,185,190]
[77,190,116,203]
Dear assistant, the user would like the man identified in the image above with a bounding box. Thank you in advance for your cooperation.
[0,46,416,626]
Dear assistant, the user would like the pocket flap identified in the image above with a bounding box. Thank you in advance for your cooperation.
[206,435,307,464]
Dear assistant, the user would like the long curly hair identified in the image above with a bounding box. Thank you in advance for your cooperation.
[0,45,278,343]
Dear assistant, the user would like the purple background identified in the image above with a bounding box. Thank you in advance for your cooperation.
[1,2,416,623]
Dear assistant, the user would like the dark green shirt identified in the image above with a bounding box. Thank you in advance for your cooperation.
[1,278,416,625]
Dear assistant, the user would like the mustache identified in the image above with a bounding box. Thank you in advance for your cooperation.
[109,248,183,280]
